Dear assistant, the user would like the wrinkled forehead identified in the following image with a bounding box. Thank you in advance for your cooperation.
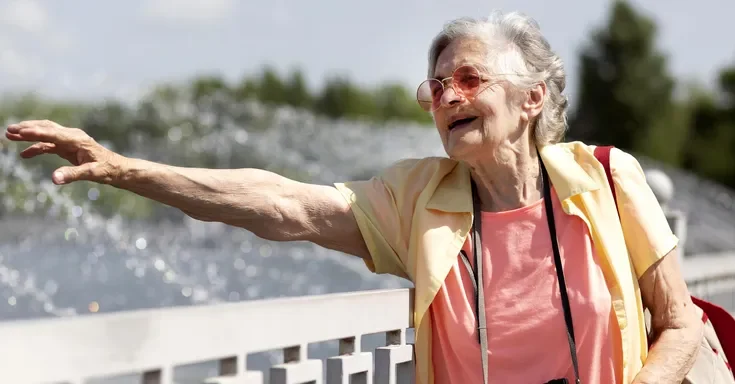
[432,38,491,79]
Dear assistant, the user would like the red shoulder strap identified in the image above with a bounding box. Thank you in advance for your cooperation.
[593,145,618,208]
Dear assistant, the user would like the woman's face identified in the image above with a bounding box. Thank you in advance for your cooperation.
[429,38,536,162]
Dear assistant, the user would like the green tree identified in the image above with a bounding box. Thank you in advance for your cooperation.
[373,83,432,124]
[313,76,376,120]
[569,0,679,155]
[681,65,735,187]
[258,66,288,106]
[224,66,432,125]
[720,67,735,104]
[190,75,228,102]
[720,67,735,129]
[232,77,259,101]
[283,68,312,108]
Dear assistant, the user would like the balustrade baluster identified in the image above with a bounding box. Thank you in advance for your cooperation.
[326,336,373,384]
[270,345,322,384]
[374,330,414,384]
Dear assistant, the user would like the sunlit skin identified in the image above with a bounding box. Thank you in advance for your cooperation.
[429,37,547,213]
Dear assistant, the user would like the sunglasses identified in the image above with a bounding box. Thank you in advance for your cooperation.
[416,65,515,112]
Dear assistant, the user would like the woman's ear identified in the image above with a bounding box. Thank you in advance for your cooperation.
[520,82,547,121]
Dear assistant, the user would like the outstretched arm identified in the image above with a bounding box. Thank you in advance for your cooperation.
[5,120,370,259]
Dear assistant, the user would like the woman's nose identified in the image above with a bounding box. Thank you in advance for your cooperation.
[440,86,463,108]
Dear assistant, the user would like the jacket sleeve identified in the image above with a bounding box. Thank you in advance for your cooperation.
[610,148,680,278]
[333,159,426,280]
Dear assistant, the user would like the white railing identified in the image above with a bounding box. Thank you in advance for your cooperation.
[683,251,735,307]
[1,254,735,384]
[0,288,415,384]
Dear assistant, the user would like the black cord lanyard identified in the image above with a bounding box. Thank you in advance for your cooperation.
[459,156,581,384]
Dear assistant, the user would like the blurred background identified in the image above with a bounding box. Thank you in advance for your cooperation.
[0,0,734,381]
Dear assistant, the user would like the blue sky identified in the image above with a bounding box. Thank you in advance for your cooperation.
[0,0,733,106]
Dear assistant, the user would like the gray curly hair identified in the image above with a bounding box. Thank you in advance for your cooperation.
[427,11,569,145]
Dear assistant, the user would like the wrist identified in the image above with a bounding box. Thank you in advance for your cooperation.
[107,155,139,188]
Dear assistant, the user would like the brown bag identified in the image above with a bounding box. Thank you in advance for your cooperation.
[595,146,735,383]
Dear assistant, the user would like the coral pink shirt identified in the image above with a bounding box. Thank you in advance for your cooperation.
[429,190,621,383]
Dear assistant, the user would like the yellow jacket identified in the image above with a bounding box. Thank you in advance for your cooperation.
[335,141,678,384]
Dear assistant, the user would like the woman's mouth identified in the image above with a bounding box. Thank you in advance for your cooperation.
[448,117,478,131]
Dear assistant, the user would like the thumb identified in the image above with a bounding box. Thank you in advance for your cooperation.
[53,163,98,185]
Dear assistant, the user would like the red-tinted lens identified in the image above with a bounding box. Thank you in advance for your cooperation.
[416,65,483,112]
[416,79,443,112]
[452,65,482,96]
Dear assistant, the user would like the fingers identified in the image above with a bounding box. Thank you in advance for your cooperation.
[7,120,107,185]
[19,142,58,158]
[5,130,23,141]
[6,120,83,146]
[6,120,59,134]
[53,163,99,185]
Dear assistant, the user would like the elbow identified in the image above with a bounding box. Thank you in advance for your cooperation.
[662,307,704,350]
[649,301,704,352]
[262,194,308,241]
[230,194,305,242]
[175,180,305,242]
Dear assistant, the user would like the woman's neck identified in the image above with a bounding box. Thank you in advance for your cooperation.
[468,141,543,213]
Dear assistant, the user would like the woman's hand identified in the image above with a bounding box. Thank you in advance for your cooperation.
[5,119,125,185]
[634,248,704,383]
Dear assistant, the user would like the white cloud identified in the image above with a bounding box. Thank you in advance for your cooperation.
[0,0,49,33]
[140,0,237,25]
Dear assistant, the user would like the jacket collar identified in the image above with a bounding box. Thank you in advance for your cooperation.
[425,143,600,213]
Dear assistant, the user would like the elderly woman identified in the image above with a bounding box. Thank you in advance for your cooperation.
[5,11,703,384]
